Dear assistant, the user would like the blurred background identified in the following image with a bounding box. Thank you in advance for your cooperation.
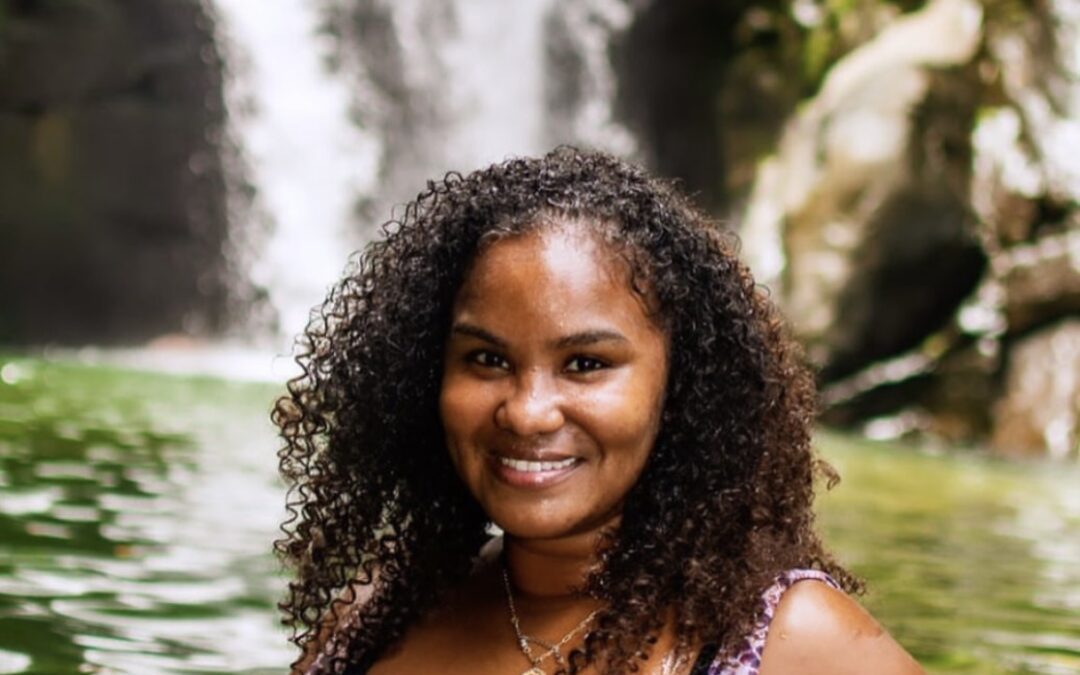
[0,0,1077,673]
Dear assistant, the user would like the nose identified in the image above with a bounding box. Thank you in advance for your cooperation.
[495,370,565,436]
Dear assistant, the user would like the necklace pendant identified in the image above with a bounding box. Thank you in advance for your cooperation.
[521,668,546,675]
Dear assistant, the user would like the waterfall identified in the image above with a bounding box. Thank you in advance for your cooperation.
[215,0,636,356]
[214,0,380,349]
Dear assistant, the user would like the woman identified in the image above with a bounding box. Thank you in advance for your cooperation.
[274,148,924,674]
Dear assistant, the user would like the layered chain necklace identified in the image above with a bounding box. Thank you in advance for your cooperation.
[501,567,598,675]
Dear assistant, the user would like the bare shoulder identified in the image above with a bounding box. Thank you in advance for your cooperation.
[758,579,925,675]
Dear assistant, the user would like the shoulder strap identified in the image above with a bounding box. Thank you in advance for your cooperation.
[707,569,841,675]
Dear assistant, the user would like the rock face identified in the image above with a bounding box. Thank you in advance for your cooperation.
[0,0,233,344]
[992,320,1080,459]
[741,0,986,376]
[611,0,745,214]
[738,0,1080,458]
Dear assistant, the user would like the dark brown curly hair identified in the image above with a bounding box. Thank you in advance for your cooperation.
[273,147,859,674]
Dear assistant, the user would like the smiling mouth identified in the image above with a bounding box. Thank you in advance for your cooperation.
[489,454,583,488]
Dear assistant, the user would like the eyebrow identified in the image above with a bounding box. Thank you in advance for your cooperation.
[552,330,628,349]
[451,323,507,348]
[450,323,629,350]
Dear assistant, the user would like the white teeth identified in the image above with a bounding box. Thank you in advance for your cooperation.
[498,457,577,472]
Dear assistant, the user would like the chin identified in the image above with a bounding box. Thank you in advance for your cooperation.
[489,514,569,541]
[488,504,615,543]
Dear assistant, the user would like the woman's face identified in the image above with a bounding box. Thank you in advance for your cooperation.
[440,226,669,541]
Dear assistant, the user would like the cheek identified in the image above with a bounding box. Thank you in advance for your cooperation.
[581,375,665,456]
[438,381,462,459]
[439,377,490,458]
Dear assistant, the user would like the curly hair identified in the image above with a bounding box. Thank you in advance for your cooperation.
[273,147,859,674]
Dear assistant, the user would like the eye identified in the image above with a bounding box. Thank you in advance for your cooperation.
[565,356,607,373]
[467,350,510,370]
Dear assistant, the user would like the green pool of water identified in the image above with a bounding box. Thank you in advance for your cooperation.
[0,357,1077,674]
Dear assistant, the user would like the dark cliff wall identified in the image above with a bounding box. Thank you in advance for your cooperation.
[0,0,231,345]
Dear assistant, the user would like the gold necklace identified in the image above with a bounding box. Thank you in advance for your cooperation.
[501,567,598,675]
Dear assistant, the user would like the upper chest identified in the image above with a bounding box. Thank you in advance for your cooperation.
[367,608,699,675]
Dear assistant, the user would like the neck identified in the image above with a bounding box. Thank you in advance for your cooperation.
[502,529,605,600]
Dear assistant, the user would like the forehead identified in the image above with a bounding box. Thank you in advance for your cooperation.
[452,227,659,334]
[467,227,613,287]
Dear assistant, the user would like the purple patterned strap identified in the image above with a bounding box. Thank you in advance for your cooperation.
[708,569,841,675]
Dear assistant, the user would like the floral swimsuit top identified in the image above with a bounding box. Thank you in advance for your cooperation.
[689,569,840,675]
[307,568,838,675]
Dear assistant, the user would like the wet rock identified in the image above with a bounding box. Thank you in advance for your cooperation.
[992,320,1080,459]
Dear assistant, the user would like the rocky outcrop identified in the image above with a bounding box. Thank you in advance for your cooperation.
[739,0,1080,458]
[0,0,235,344]
[741,0,986,375]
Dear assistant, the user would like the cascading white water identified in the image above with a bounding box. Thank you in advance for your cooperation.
[421,0,553,168]
[216,0,636,358]
[214,0,381,350]
[424,0,636,171]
